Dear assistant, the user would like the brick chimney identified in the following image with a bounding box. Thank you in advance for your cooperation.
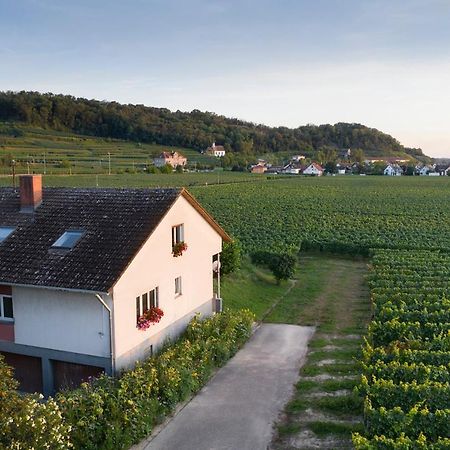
[20,175,42,212]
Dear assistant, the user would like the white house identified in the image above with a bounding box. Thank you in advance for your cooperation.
[206,142,226,158]
[384,164,403,176]
[336,164,351,175]
[418,165,433,176]
[0,175,230,396]
[303,163,324,176]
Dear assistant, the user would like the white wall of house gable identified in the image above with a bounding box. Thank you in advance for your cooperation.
[12,286,110,357]
[112,195,223,369]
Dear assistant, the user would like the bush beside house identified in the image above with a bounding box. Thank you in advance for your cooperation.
[0,354,72,449]
[0,309,254,450]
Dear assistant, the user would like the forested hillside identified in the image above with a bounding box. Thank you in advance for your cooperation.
[0,91,427,160]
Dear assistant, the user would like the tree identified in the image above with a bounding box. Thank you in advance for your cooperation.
[352,148,365,164]
[405,165,415,176]
[175,164,184,173]
[220,240,241,275]
[269,254,296,283]
[159,164,172,174]
[0,91,421,160]
[325,161,337,174]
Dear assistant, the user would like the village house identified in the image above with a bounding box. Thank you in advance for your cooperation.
[384,164,403,176]
[153,151,187,168]
[291,155,306,162]
[336,163,352,175]
[265,166,283,174]
[280,163,302,175]
[250,163,267,174]
[434,164,450,176]
[303,162,324,176]
[205,142,226,158]
[0,175,229,396]
[418,165,433,176]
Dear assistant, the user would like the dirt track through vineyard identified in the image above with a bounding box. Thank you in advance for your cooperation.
[269,256,370,449]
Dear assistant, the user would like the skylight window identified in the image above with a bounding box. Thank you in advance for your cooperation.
[52,230,84,249]
[0,227,15,244]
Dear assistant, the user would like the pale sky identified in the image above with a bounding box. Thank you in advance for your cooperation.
[1,0,450,157]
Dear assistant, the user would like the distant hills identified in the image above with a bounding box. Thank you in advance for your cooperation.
[0,91,430,162]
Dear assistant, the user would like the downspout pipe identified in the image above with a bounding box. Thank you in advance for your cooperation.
[95,293,115,375]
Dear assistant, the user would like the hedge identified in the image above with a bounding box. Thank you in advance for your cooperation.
[0,308,255,450]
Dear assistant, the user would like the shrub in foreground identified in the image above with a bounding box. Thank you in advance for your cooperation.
[0,354,72,450]
[57,308,254,449]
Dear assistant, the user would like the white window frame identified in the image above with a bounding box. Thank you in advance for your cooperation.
[0,295,14,321]
[136,287,159,324]
[175,276,182,297]
[52,230,85,249]
[172,224,184,246]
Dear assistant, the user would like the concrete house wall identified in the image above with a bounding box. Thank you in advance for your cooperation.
[112,195,222,370]
[0,287,112,395]
[13,286,110,358]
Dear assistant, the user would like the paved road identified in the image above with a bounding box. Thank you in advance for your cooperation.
[141,323,315,450]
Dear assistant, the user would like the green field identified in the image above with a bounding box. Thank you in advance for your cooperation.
[0,123,219,174]
[192,175,450,254]
[0,171,266,188]
[3,173,448,254]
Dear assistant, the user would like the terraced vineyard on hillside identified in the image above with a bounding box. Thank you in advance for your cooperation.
[0,123,217,174]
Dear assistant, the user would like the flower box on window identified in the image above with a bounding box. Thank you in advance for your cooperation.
[172,241,187,257]
[137,307,164,331]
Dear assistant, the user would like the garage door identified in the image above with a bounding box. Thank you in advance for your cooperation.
[1,351,43,393]
[52,360,104,391]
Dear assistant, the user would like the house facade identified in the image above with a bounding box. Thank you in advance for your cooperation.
[0,175,229,396]
[206,142,226,158]
[251,164,267,174]
[384,164,403,176]
[153,151,187,168]
[434,164,450,176]
[303,163,324,176]
[418,165,433,176]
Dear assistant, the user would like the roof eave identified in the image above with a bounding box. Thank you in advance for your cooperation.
[1,281,109,296]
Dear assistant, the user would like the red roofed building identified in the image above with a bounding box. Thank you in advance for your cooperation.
[206,142,226,158]
[251,164,267,174]
[303,163,324,176]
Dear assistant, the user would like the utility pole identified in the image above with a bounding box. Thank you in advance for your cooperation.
[43,152,47,175]
[107,152,111,175]
[11,160,16,189]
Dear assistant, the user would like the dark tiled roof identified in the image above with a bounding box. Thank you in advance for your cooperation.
[0,187,181,292]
